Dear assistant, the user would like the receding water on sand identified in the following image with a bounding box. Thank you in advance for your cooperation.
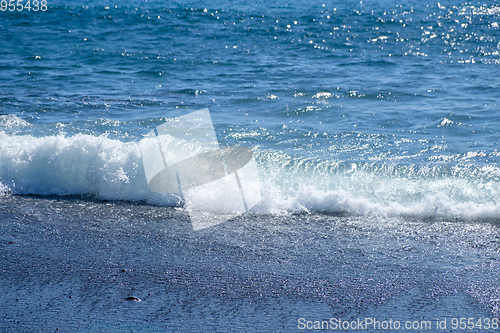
[1,196,499,332]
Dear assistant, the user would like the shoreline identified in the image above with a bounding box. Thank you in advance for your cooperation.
[1,196,498,332]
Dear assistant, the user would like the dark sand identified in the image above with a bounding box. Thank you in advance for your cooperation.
[1,196,498,332]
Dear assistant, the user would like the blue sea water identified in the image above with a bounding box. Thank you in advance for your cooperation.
[1,0,500,217]
[1,0,500,332]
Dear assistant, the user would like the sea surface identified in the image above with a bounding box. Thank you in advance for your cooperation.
[1,0,500,332]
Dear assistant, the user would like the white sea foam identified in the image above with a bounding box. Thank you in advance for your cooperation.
[0,115,30,128]
[252,150,500,220]
[1,132,499,220]
[312,92,333,99]
[0,181,10,197]
[437,117,453,127]
[0,132,177,205]
[255,183,500,220]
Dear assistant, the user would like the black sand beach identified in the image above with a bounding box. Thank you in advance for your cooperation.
[1,196,499,332]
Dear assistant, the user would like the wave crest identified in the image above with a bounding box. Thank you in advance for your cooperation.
[1,132,499,220]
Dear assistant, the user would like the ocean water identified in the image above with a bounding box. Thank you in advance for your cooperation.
[1,0,500,331]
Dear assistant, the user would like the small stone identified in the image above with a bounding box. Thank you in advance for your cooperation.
[125,296,141,302]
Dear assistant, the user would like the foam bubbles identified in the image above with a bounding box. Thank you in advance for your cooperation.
[312,92,333,99]
[0,115,30,128]
[1,132,499,220]
[254,181,500,220]
[253,150,500,220]
[0,181,10,197]
[0,132,177,205]
[437,117,453,127]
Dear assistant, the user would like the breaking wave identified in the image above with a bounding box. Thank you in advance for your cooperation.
[1,131,499,220]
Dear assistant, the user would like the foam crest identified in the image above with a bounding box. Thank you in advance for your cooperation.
[253,150,500,220]
[1,132,499,220]
[0,181,10,197]
[0,115,30,128]
[0,132,177,205]
[255,183,500,220]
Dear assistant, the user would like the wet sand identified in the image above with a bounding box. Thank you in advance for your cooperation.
[1,196,498,332]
